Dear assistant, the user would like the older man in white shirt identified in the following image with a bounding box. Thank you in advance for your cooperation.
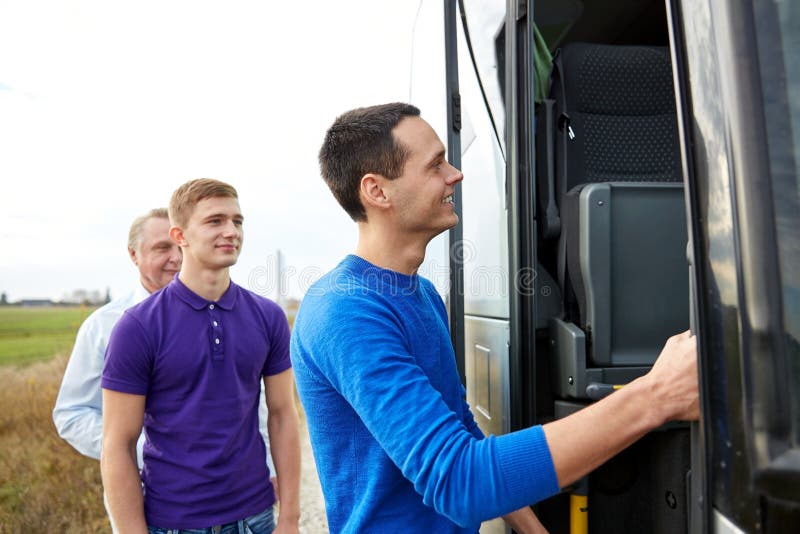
[53,207,277,531]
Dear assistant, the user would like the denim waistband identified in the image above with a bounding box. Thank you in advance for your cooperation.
[147,504,275,534]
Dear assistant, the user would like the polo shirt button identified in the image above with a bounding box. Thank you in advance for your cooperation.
[209,304,215,310]
[215,338,220,344]
[213,321,218,327]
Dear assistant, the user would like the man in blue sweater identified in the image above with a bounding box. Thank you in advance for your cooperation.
[290,103,699,533]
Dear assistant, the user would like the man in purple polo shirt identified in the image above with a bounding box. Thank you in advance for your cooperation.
[101,178,300,534]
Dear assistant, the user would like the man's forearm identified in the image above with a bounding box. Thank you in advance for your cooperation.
[503,506,549,534]
[268,406,301,523]
[101,444,147,534]
[544,331,698,488]
[543,376,664,489]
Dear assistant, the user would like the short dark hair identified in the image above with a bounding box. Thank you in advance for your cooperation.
[319,103,421,222]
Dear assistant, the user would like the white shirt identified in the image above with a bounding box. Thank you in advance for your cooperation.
[52,282,276,474]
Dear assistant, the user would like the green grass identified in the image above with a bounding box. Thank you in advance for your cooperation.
[0,307,95,366]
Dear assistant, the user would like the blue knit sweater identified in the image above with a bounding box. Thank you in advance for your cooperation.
[290,255,559,533]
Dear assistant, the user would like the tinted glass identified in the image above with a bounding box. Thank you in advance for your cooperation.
[753,0,800,442]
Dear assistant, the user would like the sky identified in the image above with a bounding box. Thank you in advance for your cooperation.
[0,0,422,302]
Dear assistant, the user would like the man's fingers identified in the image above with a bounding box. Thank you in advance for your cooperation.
[677,333,697,351]
[667,330,692,345]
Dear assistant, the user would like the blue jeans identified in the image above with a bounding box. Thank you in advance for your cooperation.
[147,506,275,534]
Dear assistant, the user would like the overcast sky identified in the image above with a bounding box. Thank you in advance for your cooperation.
[0,0,422,301]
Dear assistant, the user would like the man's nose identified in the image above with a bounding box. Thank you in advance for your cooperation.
[222,220,240,237]
[446,163,464,185]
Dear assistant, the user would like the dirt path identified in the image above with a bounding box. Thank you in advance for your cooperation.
[297,411,328,533]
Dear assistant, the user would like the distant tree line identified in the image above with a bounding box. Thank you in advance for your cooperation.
[0,288,111,307]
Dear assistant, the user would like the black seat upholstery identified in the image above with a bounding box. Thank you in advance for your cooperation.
[539,43,682,237]
[538,42,689,398]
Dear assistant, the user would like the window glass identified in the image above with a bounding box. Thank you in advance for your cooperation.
[458,4,509,319]
[461,0,506,154]
[754,1,800,442]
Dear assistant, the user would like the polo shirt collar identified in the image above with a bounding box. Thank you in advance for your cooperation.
[170,274,239,311]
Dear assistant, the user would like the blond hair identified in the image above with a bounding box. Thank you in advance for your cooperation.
[168,178,238,228]
[128,208,169,251]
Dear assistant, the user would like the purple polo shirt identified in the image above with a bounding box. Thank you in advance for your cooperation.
[101,276,291,528]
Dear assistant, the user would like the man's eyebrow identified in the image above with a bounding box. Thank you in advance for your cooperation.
[202,212,244,221]
[426,149,446,167]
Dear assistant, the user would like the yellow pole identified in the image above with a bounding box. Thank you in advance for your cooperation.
[570,475,589,534]
[570,494,588,534]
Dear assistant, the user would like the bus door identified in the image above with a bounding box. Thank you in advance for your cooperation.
[531,0,694,532]
[670,1,800,532]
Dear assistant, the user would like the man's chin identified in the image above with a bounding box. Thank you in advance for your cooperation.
[216,257,239,269]
[440,216,459,233]
[423,219,458,243]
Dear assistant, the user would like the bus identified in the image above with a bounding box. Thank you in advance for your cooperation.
[410,1,800,532]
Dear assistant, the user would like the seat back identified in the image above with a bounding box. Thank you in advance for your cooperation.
[563,182,689,366]
[538,43,682,237]
[554,43,681,190]
[540,42,688,374]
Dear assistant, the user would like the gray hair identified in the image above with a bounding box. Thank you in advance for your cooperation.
[127,208,169,251]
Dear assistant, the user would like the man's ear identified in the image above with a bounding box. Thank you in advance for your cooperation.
[127,247,138,266]
[169,226,186,247]
[360,173,391,212]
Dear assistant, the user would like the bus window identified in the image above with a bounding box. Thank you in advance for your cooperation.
[753,0,800,443]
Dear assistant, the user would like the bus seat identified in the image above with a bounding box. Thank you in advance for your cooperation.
[538,43,689,398]
[562,182,689,367]
[538,43,681,237]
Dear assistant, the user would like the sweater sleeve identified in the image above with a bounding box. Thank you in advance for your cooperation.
[421,280,485,442]
[305,294,560,526]
[459,383,486,440]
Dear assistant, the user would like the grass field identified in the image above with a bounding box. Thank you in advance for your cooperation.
[0,306,95,366]
[0,305,109,532]
[0,355,110,532]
